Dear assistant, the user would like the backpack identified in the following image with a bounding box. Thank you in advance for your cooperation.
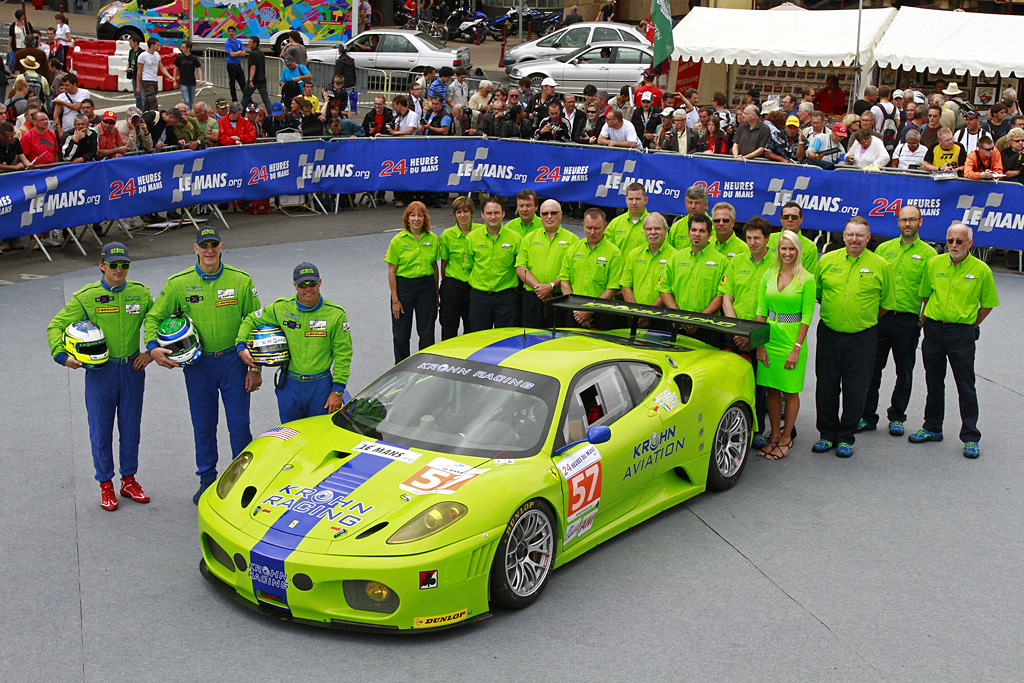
[878,101,899,154]
[23,72,44,100]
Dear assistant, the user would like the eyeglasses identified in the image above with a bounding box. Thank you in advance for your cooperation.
[781,214,800,220]
[296,280,319,288]
[711,219,732,224]
[898,218,920,224]
[947,238,967,245]
[104,261,130,270]
[540,211,561,216]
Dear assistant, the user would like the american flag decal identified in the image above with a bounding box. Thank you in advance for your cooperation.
[259,427,300,441]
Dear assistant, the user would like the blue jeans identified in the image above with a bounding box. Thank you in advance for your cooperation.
[182,352,252,481]
[133,83,144,111]
[180,84,196,110]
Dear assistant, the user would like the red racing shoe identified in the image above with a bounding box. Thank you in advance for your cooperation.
[100,481,118,511]
[120,475,151,504]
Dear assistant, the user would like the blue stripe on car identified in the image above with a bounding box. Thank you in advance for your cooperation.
[249,452,393,611]
[466,332,557,365]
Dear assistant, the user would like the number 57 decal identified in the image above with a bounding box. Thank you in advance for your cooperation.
[557,445,603,522]
[400,457,488,495]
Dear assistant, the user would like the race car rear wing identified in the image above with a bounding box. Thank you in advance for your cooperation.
[545,295,770,348]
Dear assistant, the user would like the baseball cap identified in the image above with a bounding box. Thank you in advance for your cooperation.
[640,91,653,102]
[831,122,848,138]
[100,242,130,262]
[215,98,228,108]
[642,68,655,80]
[965,110,980,119]
[272,102,284,115]
[293,262,320,285]
[786,115,800,127]
[541,77,558,87]
[747,88,760,99]
[195,227,222,245]
[246,103,259,112]
[661,107,674,118]
[102,110,117,123]
[893,89,905,99]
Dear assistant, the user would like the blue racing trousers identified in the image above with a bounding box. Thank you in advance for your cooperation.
[183,351,252,481]
[275,369,352,424]
[84,357,145,483]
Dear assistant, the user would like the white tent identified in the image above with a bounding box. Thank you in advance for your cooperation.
[874,7,1022,77]
[671,6,897,88]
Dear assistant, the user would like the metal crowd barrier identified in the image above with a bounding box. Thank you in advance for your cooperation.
[201,48,284,97]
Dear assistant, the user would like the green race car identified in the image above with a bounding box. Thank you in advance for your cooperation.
[198,297,766,631]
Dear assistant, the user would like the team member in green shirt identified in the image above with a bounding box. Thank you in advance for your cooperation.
[145,227,262,503]
[812,216,896,458]
[709,202,750,259]
[605,182,649,257]
[721,216,773,446]
[47,242,154,511]
[465,197,522,330]
[862,205,937,437]
[439,196,484,340]
[515,198,578,328]
[620,212,673,307]
[667,185,711,250]
[385,201,439,362]
[657,213,727,347]
[767,202,819,274]
[237,262,353,423]
[559,207,623,329]
[503,189,542,237]
[910,223,999,459]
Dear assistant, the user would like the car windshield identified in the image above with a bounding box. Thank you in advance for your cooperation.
[415,33,447,50]
[333,354,559,459]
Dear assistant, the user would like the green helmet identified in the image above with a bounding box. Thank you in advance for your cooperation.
[63,320,108,369]
[156,313,203,365]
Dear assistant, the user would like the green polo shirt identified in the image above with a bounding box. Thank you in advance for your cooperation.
[712,233,750,260]
[815,248,896,333]
[620,243,675,306]
[767,230,819,275]
[920,254,1000,325]
[465,226,522,292]
[384,230,440,279]
[667,213,711,250]
[874,236,938,314]
[558,237,623,298]
[515,226,578,291]
[504,214,542,237]
[657,244,727,312]
[606,209,649,257]
[720,250,773,321]
[439,223,484,282]
[48,279,154,361]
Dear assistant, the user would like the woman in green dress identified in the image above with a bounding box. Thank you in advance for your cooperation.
[755,230,816,459]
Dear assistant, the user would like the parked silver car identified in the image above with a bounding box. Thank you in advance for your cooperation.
[503,22,648,74]
[307,29,472,74]
[507,42,654,92]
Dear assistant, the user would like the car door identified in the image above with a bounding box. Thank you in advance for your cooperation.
[563,46,612,90]
[604,46,650,91]
[376,33,418,71]
[553,362,660,549]
[592,26,620,44]
[346,33,380,69]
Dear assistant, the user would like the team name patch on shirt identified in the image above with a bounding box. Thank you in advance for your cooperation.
[342,321,351,332]
[95,307,118,313]
[217,288,236,300]
[309,320,326,331]
[305,331,327,337]
[125,304,141,315]
[215,300,238,306]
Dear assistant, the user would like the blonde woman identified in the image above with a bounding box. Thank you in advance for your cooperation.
[755,230,816,459]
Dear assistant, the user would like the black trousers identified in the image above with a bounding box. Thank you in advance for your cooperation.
[240,81,272,112]
[922,319,980,442]
[469,288,517,331]
[439,277,471,340]
[392,276,437,363]
[864,312,921,426]
[815,322,877,445]
[226,63,246,102]
[521,289,553,330]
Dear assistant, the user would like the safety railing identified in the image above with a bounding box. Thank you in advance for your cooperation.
[201,48,284,97]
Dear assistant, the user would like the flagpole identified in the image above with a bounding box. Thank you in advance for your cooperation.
[851,0,863,115]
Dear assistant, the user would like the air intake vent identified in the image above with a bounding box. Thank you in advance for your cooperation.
[356,522,389,539]
[675,374,693,404]
[240,486,257,508]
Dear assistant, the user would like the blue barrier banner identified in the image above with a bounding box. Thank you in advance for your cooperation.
[2,138,1023,249]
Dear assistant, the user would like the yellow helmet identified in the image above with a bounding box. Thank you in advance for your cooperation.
[63,320,108,369]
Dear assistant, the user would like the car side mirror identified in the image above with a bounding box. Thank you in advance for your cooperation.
[554,425,611,456]
[553,41,561,48]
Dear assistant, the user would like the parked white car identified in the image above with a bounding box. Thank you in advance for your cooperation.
[307,29,472,74]
[503,22,648,75]
[507,42,654,91]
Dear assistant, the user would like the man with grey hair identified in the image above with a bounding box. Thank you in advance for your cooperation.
[891,129,926,170]
[467,80,494,114]
[563,5,583,25]
[909,223,999,459]
[732,104,770,159]
[60,114,98,163]
[668,185,710,250]
[854,84,879,116]
[192,101,220,147]
[797,101,814,132]
[709,202,749,259]
[621,212,674,308]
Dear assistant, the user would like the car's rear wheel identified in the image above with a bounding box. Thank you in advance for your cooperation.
[528,73,546,88]
[490,498,555,609]
[115,28,143,43]
[707,402,751,492]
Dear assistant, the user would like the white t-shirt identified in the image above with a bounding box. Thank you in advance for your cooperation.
[138,50,162,83]
[394,109,420,135]
[809,132,844,162]
[892,141,928,170]
[871,101,898,134]
[55,23,72,47]
[55,87,92,132]
[599,120,642,149]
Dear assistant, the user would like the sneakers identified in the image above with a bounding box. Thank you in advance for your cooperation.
[194,477,216,505]
[120,475,150,503]
[963,442,980,459]
[811,440,834,453]
[100,480,118,511]
[908,428,943,444]
[855,419,876,433]
[888,420,905,437]
[836,442,854,458]
[751,434,768,449]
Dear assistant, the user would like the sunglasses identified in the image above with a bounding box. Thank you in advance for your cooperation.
[712,218,732,224]
[540,211,561,216]
[296,280,319,288]
[587,110,598,113]
[979,147,994,152]
[198,241,221,249]
[947,238,967,245]
[781,214,800,220]
[104,261,130,270]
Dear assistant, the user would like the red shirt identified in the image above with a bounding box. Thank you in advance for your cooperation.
[634,85,663,108]
[21,127,57,165]
[217,115,257,145]
[97,127,125,155]
[813,85,847,116]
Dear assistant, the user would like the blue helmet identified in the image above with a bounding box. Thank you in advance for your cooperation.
[246,325,289,367]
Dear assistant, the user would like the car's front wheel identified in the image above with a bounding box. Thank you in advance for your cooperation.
[490,498,555,609]
[707,402,751,491]
[528,73,546,89]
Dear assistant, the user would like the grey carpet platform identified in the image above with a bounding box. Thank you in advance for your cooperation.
[3,233,1022,682]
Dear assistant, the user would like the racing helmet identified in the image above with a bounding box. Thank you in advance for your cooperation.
[156,313,203,366]
[62,320,108,369]
[245,325,289,367]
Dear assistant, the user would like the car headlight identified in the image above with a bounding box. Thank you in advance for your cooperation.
[216,451,253,499]
[510,69,522,77]
[387,502,468,544]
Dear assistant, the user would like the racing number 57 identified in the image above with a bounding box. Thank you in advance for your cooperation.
[402,467,477,494]
[567,463,601,520]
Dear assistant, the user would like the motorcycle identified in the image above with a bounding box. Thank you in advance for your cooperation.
[445,9,488,43]
[532,10,562,36]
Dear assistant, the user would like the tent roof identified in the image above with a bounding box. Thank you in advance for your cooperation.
[873,7,1021,77]
[671,6,897,68]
